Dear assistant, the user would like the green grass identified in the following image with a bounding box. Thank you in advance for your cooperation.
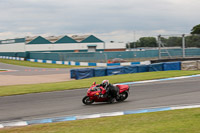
[0,70,200,96]
[0,59,86,68]
[0,108,200,133]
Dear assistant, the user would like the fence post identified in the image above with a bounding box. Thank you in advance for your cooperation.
[158,35,161,59]
[182,34,185,58]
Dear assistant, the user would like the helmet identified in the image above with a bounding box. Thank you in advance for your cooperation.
[102,80,109,87]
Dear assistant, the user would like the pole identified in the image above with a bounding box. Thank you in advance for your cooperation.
[158,35,161,59]
[133,31,136,49]
[182,34,185,58]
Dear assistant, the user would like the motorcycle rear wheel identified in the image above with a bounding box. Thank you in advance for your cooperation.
[116,91,128,102]
[82,96,94,105]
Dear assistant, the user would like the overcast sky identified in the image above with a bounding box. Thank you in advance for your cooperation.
[0,0,200,42]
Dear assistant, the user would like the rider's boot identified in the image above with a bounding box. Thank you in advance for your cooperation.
[116,94,120,100]
[108,97,115,103]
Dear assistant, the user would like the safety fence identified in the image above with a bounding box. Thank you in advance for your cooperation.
[70,62,183,80]
[1,48,200,62]
[26,48,200,62]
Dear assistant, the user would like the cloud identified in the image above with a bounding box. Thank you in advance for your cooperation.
[0,0,200,41]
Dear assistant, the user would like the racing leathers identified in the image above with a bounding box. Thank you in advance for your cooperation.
[97,83,119,102]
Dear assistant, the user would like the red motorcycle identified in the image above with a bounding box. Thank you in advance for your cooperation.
[82,82,129,105]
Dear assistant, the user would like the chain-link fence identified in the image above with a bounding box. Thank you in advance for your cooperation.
[158,34,200,59]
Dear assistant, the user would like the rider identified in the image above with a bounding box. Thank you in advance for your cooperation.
[98,80,119,103]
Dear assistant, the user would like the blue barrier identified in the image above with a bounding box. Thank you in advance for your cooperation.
[70,69,76,79]
[149,63,163,72]
[75,68,94,80]
[52,61,56,64]
[94,67,107,77]
[107,63,121,66]
[70,62,182,79]
[137,65,149,73]
[107,66,124,76]
[163,62,181,71]
[75,62,80,66]
[123,65,138,74]
[88,63,97,66]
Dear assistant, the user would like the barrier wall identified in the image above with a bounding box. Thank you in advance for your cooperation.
[163,62,181,71]
[197,60,200,70]
[137,65,149,73]
[107,66,124,76]
[70,69,76,79]
[0,56,25,61]
[70,61,189,80]
[0,52,27,58]
[94,68,107,77]
[181,61,198,70]
[0,55,150,67]
[74,68,94,80]
[123,65,138,74]
[149,63,163,72]
[26,59,147,67]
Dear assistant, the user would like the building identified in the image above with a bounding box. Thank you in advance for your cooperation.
[0,35,126,53]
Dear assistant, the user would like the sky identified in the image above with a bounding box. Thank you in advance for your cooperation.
[0,0,200,42]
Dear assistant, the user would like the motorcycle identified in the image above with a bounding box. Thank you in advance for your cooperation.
[82,82,129,105]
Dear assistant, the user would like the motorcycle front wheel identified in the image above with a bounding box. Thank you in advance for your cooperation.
[82,96,94,105]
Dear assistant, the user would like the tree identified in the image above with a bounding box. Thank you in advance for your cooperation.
[126,42,136,48]
[185,35,200,47]
[136,37,157,47]
[126,37,157,48]
[166,37,182,47]
[191,24,200,34]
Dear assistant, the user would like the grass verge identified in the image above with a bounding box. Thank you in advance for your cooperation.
[0,59,86,68]
[0,108,200,133]
[0,70,200,96]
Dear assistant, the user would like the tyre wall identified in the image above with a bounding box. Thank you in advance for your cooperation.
[71,61,183,79]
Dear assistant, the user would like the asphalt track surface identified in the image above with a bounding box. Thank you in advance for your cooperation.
[0,62,74,86]
[0,62,70,76]
[0,76,200,123]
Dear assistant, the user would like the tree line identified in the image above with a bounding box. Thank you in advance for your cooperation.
[126,24,200,48]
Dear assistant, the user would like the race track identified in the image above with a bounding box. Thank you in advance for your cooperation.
[0,62,73,86]
[0,76,200,123]
[0,62,71,76]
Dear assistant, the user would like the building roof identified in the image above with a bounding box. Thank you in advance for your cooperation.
[25,35,103,44]
[81,35,104,43]
[45,36,63,43]
[27,36,52,44]
[54,35,77,43]
[70,35,90,42]
[25,36,38,43]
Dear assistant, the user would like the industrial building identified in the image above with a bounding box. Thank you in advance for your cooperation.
[0,35,126,53]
